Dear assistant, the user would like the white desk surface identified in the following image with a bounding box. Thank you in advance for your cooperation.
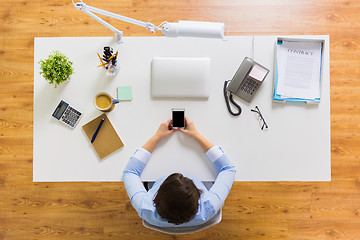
[33,36,330,182]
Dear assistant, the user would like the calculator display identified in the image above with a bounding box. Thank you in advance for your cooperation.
[56,104,67,119]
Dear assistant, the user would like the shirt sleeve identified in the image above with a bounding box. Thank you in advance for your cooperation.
[123,148,151,214]
[205,146,236,209]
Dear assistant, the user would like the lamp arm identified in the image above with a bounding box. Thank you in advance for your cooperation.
[82,9,123,41]
[83,4,156,32]
[73,0,157,43]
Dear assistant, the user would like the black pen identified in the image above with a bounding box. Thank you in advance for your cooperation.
[91,118,105,143]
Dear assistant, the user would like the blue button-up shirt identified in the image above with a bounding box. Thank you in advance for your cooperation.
[123,145,236,227]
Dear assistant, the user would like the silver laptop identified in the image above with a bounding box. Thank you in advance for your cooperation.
[151,57,210,98]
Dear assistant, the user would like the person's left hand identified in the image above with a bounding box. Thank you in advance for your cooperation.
[153,119,177,140]
[142,119,177,153]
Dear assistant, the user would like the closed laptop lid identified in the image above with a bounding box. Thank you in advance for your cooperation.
[151,57,210,98]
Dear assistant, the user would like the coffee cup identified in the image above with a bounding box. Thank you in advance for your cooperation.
[94,92,120,112]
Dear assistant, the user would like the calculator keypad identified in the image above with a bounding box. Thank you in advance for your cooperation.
[240,77,259,95]
[61,106,82,128]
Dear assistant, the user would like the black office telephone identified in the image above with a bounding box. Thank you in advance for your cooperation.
[224,57,270,116]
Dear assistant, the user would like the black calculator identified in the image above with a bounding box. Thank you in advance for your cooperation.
[52,100,82,128]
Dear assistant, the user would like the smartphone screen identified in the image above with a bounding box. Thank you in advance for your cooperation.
[172,109,185,128]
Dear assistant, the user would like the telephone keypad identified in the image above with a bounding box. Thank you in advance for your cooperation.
[240,77,259,95]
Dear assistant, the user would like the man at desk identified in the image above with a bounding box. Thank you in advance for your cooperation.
[123,117,236,227]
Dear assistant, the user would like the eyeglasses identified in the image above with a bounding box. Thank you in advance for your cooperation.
[251,106,268,130]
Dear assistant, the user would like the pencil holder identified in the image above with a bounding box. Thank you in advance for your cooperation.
[97,46,119,76]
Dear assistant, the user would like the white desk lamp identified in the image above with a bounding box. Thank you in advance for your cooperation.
[73,0,227,43]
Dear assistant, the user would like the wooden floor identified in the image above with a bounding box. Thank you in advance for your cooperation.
[1,0,359,239]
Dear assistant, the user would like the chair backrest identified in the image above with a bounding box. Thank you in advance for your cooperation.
[142,208,222,235]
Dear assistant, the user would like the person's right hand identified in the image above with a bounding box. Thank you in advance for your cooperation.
[179,117,200,139]
[179,117,214,152]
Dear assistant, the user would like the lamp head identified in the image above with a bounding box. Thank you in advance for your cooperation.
[160,21,226,40]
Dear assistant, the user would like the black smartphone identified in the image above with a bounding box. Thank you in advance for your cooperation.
[172,108,185,129]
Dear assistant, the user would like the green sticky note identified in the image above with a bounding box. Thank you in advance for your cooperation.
[117,86,132,101]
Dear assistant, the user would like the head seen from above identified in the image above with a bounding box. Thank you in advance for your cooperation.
[154,173,202,225]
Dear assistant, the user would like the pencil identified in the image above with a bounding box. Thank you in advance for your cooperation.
[97,53,106,69]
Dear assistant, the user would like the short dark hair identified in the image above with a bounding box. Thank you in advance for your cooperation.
[154,173,201,225]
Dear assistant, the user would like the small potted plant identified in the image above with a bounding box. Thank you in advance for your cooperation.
[39,50,74,88]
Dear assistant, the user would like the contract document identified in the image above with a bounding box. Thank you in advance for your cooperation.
[274,39,323,101]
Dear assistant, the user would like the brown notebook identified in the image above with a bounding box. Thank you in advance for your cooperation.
[82,113,124,160]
